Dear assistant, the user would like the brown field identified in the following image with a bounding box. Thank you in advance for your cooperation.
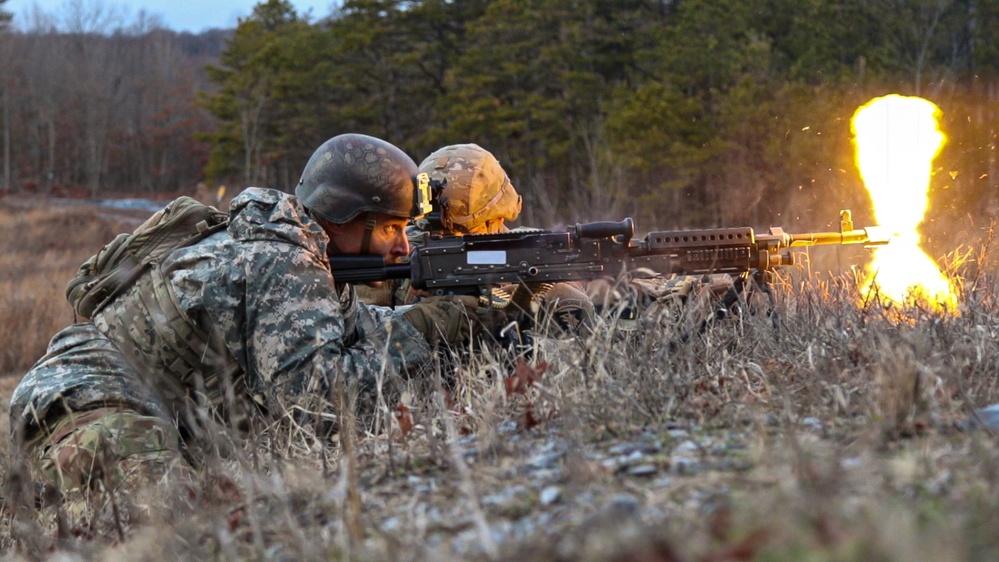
[1,196,999,560]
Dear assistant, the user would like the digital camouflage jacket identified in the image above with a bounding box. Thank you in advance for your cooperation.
[11,188,431,440]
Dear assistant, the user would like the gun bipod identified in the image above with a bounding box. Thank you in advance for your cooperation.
[669,270,780,351]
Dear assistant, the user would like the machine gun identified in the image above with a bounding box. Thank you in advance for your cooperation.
[334,209,891,345]
[331,210,890,296]
[332,210,889,343]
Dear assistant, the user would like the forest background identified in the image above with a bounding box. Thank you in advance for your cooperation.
[0,0,997,255]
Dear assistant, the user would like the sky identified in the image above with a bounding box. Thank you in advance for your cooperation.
[4,0,336,33]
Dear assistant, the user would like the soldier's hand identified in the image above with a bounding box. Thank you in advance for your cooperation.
[704,274,735,297]
[402,295,483,346]
[630,277,678,301]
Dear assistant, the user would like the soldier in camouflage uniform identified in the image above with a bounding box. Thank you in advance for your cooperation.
[10,134,483,495]
[357,143,596,334]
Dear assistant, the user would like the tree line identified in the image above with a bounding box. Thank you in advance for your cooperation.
[0,0,227,198]
[2,0,998,237]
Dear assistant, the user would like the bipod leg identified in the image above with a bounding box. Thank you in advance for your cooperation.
[497,316,535,360]
[750,270,781,335]
[668,276,746,351]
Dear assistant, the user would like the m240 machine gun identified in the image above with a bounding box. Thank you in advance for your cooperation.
[331,210,890,303]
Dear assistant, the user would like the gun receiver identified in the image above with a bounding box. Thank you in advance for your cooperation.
[330,210,890,296]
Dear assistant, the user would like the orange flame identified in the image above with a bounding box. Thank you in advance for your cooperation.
[852,94,958,313]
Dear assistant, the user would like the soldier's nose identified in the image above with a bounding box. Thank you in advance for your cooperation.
[396,235,410,257]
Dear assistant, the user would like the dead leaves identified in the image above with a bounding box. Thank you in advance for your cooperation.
[389,358,551,443]
[505,358,549,430]
[395,404,414,439]
[505,357,548,397]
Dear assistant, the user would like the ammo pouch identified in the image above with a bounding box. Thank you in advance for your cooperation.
[66,196,229,320]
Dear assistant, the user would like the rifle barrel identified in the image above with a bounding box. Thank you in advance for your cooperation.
[329,255,412,284]
[788,226,892,247]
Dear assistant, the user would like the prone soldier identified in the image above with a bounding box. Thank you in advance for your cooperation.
[10,134,485,495]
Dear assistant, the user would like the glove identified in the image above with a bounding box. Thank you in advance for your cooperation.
[402,295,482,346]
[659,275,700,298]
[704,274,735,298]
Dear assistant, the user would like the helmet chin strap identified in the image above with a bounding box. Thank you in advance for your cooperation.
[314,210,377,256]
[360,212,377,255]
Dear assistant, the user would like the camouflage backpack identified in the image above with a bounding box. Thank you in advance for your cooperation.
[66,196,229,320]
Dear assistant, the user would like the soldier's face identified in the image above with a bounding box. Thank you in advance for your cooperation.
[326,213,411,263]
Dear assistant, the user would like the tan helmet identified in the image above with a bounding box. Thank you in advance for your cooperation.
[418,144,521,232]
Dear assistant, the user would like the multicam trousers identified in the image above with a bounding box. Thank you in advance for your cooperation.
[10,323,194,494]
[22,407,191,493]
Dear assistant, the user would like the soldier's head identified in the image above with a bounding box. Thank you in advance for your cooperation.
[418,144,521,235]
[297,134,431,261]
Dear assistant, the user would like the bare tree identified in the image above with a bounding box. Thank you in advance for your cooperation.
[61,0,129,196]
[8,7,61,187]
[2,0,216,195]
[19,31,71,194]
[0,0,11,193]
[238,78,270,186]
[61,0,126,35]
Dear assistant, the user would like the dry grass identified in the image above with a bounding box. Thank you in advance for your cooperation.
[0,199,139,377]
[2,199,999,560]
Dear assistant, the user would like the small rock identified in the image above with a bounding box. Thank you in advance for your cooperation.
[624,450,645,464]
[626,464,659,477]
[674,440,699,454]
[967,404,999,430]
[607,493,641,514]
[802,417,823,431]
[608,442,639,455]
[715,459,752,472]
[483,484,530,507]
[841,456,863,469]
[528,467,565,484]
[482,485,536,518]
[608,441,659,455]
[671,457,704,475]
[528,451,563,470]
[540,486,561,505]
[651,476,673,488]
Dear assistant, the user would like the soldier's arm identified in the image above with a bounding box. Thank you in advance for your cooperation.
[234,241,432,408]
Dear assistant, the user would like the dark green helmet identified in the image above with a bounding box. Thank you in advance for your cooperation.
[296,134,431,224]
